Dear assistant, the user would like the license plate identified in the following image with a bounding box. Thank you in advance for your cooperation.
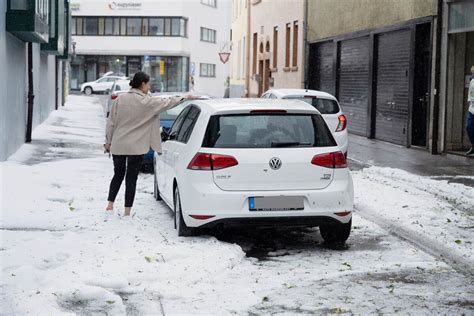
[249,196,304,211]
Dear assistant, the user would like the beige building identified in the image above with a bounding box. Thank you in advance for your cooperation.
[249,0,305,96]
[229,0,249,97]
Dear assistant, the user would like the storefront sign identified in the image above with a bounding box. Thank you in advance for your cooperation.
[70,2,80,11]
[108,1,142,11]
[160,60,165,75]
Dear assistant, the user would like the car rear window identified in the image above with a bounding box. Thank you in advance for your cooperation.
[202,113,337,148]
[282,96,340,114]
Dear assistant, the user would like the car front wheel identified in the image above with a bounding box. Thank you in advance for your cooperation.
[319,219,351,244]
[174,186,194,237]
[84,86,93,95]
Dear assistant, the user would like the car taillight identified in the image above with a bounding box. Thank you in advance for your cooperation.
[111,94,118,100]
[187,153,238,170]
[336,114,347,132]
[311,152,347,169]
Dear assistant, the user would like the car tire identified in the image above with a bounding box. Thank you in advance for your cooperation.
[319,219,351,244]
[174,186,194,237]
[84,86,93,95]
[153,171,162,201]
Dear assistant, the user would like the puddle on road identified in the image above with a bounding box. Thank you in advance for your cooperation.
[213,225,389,261]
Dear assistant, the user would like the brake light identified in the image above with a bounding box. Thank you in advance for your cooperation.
[250,109,287,113]
[311,152,347,168]
[336,114,347,132]
[334,212,351,217]
[187,153,238,170]
[111,94,118,100]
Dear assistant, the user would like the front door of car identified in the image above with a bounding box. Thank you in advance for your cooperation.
[172,106,201,181]
[160,106,191,203]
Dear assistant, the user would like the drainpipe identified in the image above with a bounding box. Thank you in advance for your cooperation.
[431,0,443,154]
[303,0,309,88]
[245,0,251,97]
[25,42,34,143]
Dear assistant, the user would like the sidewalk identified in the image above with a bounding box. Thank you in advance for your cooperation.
[348,134,474,187]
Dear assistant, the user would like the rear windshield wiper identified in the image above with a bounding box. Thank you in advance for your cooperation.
[271,142,312,147]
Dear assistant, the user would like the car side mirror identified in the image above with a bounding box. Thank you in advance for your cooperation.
[105,89,110,94]
[161,128,170,142]
[168,131,178,141]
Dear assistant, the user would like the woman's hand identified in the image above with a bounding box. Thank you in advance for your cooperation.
[184,92,200,100]
[104,143,111,153]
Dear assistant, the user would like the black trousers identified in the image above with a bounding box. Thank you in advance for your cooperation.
[107,154,143,207]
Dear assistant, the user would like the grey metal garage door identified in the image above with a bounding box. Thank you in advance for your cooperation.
[338,37,370,136]
[312,41,334,96]
[375,29,412,146]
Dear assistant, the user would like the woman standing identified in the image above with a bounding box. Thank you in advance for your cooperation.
[104,71,194,216]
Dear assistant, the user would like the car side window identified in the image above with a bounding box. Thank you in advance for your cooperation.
[169,106,191,140]
[177,106,201,143]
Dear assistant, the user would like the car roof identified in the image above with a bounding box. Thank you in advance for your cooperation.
[264,89,338,101]
[191,98,320,115]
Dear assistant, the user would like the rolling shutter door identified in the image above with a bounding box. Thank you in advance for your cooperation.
[375,29,412,146]
[313,41,334,95]
[338,37,370,136]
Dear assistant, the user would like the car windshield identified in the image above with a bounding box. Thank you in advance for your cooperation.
[160,101,189,120]
[282,96,340,114]
[202,113,337,148]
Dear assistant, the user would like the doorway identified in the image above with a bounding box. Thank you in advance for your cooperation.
[412,23,432,147]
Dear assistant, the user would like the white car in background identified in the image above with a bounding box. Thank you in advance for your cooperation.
[81,71,127,95]
[154,99,354,243]
[261,89,348,156]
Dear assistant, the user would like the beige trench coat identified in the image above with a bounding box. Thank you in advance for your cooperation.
[105,88,184,155]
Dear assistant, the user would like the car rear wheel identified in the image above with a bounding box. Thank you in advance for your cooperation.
[84,86,93,95]
[319,219,351,243]
[153,171,162,201]
[174,186,194,237]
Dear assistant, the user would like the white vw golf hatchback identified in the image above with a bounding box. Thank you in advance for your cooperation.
[261,89,348,156]
[154,99,354,243]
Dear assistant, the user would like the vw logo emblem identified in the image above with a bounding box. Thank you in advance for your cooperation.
[269,157,282,170]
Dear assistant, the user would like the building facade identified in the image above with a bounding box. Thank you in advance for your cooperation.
[440,0,474,154]
[70,0,230,97]
[1,0,70,161]
[250,0,305,97]
[229,0,249,98]
[307,0,438,151]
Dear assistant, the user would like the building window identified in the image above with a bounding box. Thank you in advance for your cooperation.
[120,18,127,35]
[273,26,278,68]
[150,18,164,35]
[113,18,120,35]
[98,18,105,35]
[171,18,180,36]
[71,17,77,35]
[127,18,141,35]
[84,17,98,35]
[104,18,113,35]
[200,63,216,77]
[76,17,83,35]
[71,16,187,37]
[201,0,217,7]
[285,23,290,67]
[142,18,149,35]
[292,21,298,67]
[252,32,257,74]
[201,27,216,43]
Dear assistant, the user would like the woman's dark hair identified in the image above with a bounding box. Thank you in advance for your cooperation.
[129,71,150,89]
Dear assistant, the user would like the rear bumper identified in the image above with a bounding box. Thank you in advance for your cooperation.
[179,172,354,228]
[198,215,348,229]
